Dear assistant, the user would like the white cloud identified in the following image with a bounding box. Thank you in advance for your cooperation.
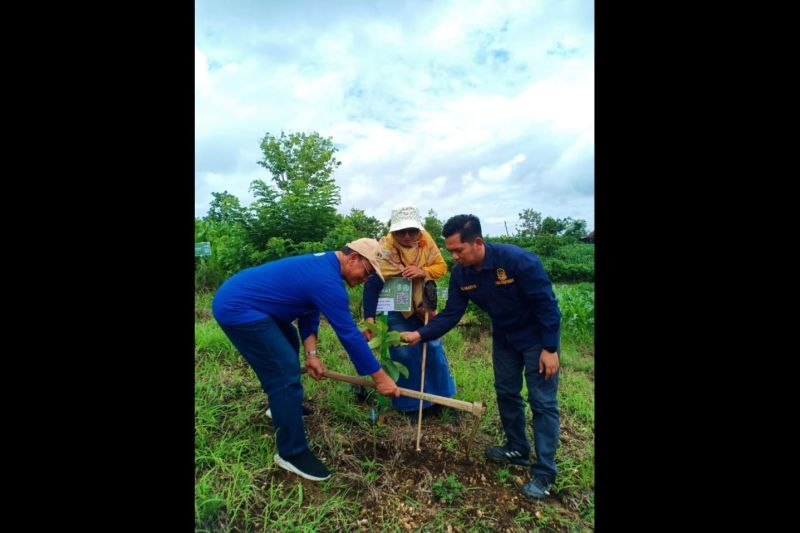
[478,154,526,182]
[195,0,595,234]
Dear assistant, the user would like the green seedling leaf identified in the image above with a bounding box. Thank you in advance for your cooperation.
[397,363,409,379]
[363,321,381,336]
[381,359,409,381]
[361,317,409,380]
[383,360,400,381]
[384,331,409,347]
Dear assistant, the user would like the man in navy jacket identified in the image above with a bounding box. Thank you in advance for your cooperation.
[401,215,562,499]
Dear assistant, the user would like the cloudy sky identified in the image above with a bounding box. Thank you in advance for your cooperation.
[196,0,593,237]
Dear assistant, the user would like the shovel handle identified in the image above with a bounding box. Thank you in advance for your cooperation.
[301,367,485,417]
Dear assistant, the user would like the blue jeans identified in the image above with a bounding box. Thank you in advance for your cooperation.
[493,336,560,482]
[387,312,456,412]
[217,315,307,458]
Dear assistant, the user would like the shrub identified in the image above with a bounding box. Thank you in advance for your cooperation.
[432,474,463,504]
[542,258,594,283]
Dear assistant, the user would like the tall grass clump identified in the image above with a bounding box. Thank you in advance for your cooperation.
[555,283,594,347]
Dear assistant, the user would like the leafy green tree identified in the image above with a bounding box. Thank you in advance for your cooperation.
[194,217,255,289]
[320,208,381,251]
[257,131,342,192]
[252,237,292,264]
[243,179,285,245]
[253,131,342,243]
[207,191,247,224]
[517,209,542,238]
[561,217,589,242]
[279,178,341,243]
[288,241,326,256]
[538,216,566,236]
[424,209,445,247]
[321,218,361,251]
[345,208,387,240]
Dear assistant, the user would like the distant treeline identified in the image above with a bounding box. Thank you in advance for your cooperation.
[194,130,593,290]
[195,205,593,291]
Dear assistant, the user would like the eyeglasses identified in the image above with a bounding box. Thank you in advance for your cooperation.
[359,256,374,276]
[393,228,420,237]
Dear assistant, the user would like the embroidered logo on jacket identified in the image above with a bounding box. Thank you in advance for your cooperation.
[495,268,515,285]
[461,284,477,291]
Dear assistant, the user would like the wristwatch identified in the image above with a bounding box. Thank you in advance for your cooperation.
[305,350,319,358]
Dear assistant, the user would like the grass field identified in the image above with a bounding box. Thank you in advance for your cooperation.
[195,283,594,532]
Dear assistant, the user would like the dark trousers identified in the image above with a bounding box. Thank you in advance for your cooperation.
[218,315,308,458]
[492,336,560,482]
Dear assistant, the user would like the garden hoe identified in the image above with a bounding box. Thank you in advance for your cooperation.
[300,367,485,417]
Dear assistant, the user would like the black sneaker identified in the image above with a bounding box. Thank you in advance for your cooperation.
[519,476,552,499]
[485,446,532,467]
[273,449,331,481]
[266,405,314,419]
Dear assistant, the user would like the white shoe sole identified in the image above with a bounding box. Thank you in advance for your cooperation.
[273,453,331,481]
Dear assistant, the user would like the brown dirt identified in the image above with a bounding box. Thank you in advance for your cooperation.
[261,408,580,532]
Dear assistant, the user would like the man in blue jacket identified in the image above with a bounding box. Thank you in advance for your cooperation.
[400,215,562,499]
[213,238,400,482]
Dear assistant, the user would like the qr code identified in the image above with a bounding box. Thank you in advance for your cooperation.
[396,293,409,304]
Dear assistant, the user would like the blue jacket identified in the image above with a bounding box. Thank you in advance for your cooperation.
[212,252,381,376]
[417,243,561,352]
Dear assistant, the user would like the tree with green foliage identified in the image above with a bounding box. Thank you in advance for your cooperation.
[321,219,361,251]
[250,131,342,244]
[517,208,542,238]
[207,191,247,224]
[195,130,347,289]
[538,216,565,236]
[518,210,587,240]
[424,209,445,247]
[561,217,588,242]
[345,208,387,240]
[258,131,342,192]
[195,217,255,288]
[320,209,386,251]
[243,179,285,245]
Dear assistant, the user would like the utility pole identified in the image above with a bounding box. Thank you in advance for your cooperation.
[504,221,510,237]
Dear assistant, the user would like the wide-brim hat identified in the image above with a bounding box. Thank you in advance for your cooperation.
[345,238,385,281]
[389,206,423,233]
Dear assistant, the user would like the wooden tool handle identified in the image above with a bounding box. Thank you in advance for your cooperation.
[302,367,485,417]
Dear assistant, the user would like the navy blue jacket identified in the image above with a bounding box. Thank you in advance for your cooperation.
[417,243,561,352]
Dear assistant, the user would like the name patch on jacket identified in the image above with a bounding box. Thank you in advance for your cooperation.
[461,284,477,291]
[495,268,515,285]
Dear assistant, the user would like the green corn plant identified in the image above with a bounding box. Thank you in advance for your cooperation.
[360,315,409,381]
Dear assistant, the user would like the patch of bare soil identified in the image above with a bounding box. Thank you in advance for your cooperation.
[264,407,578,532]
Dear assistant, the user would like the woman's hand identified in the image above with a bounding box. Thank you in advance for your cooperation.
[400,265,426,279]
